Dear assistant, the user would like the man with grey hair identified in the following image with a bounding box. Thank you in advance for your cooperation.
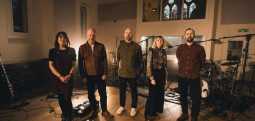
[78,28,113,118]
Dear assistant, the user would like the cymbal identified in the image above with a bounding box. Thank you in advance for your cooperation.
[221,61,240,66]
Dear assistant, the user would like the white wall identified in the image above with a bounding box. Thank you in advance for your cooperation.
[214,0,255,81]
[0,0,54,63]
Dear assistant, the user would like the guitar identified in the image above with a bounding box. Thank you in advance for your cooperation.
[0,54,15,101]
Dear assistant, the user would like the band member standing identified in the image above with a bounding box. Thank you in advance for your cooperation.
[176,28,206,121]
[116,28,142,116]
[49,32,76,121]
[78,28,113,118]
[144,36,168,120]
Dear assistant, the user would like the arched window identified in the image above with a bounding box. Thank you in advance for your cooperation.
[171,4,178,19]
[189,3,196,18]
[163,5,170,20]
[162,0,182,21]
[183,3,188,19]
[183,0,206,19]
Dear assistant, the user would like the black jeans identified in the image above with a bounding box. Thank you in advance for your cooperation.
[119,77,138,108]
[145,69,165,116]
[58,94,73,119]
[87,75,107,112]
[178,76,201,119]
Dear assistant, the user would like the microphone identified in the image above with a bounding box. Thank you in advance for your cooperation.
[211,39,222,44]
[168,45,173,48]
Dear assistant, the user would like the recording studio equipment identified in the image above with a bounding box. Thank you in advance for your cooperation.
[73,101,99,118]
[211,39,223,44]
[221,61,240,66]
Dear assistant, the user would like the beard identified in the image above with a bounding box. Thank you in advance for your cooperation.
[186,37,194,42]
[125,36,132,42]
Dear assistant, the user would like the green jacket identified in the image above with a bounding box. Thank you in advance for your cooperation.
[117,41,142,78]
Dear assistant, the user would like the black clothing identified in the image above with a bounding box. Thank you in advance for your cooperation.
[86,75,107,111]
[145,69,165,116]
[49,48,76,94]
[119,77,138,108]
[48,47,76,120]
[178,76,201,119]
[145,48,167,116]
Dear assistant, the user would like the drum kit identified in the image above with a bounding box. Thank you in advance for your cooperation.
[200,59,255,120]
[200,60,243,110]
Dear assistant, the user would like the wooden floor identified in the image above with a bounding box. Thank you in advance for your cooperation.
[1,83,255,121]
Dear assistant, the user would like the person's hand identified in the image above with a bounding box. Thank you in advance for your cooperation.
[165,80,168,85]
[102,75,107,80]
[82,78,87,83]
[151,80,156,85]
[64,74,72,83]
[59,76,66,83]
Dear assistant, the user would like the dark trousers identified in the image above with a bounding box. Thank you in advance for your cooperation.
[178,76,201,118]
[87,75,107,112]
[58,94,73,119]
[145,69,165,116]
[119,77,138,108]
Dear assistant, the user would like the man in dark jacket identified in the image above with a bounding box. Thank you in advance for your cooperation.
[78,28,113,118]
[116,28,142,116]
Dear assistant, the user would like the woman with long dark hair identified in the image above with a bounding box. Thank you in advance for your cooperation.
[49,32,76,121]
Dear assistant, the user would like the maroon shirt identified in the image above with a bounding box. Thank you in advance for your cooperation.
[176,43,206,79]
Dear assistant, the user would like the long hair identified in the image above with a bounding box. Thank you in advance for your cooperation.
[151,36,166,49]
[54,31,70,49]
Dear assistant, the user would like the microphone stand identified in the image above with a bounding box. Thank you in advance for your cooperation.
[138,36,155,87]
[219,34,255,120]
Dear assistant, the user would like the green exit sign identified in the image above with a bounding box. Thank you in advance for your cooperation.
[238,29,248,32]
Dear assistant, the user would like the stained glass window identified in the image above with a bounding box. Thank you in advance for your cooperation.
[162,0,182,21]
[183,0,207,19]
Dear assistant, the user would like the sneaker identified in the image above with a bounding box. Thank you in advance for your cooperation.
[130,108,137,116]
[177,112,188,121]
[102,110,114,118]
[117,106,125,115]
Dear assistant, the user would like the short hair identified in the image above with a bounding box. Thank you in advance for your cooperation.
[184,28,195,35]
[151,36,166,49]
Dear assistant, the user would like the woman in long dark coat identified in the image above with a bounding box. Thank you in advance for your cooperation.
[49,32,76,121]
[144,36,168,121]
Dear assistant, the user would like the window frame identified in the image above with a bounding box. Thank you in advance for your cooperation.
[6,0,33,38]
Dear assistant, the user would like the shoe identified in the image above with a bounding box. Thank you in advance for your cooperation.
[145,115,156,121]
[117,106,125,115]
[155,113,160,119]
[88,109,98,119]
[190,117,197,121]
[130,108,137,116]
[177,112,188,121]
[102,110,114,118]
